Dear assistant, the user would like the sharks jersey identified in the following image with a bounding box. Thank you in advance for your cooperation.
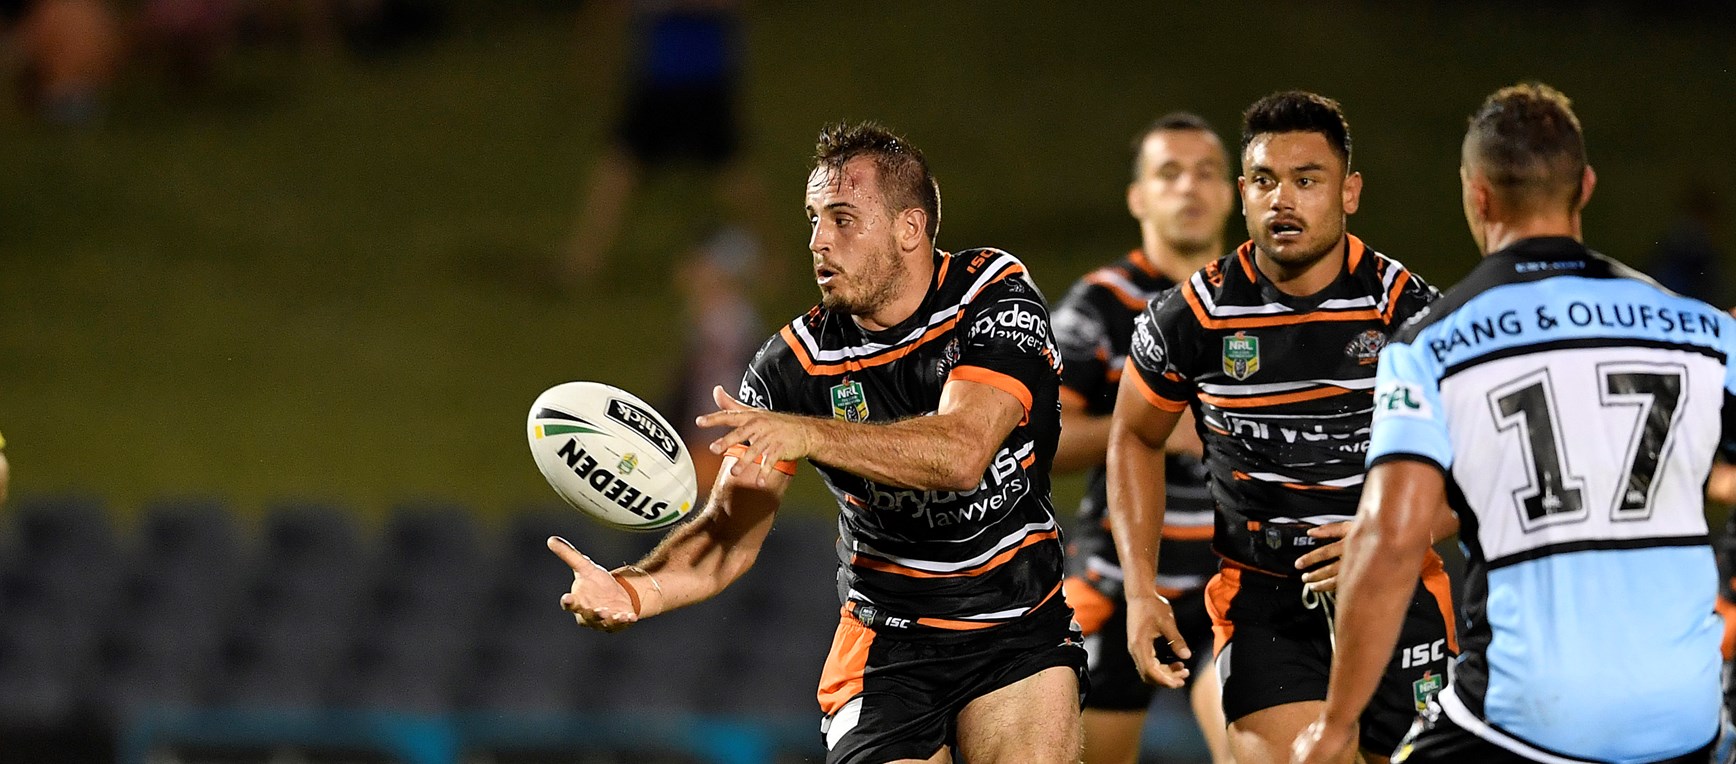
[1370,236,1727,762]
[739,248,1069,639]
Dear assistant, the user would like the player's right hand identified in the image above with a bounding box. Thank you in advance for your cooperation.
[547,536,638,632]
[1124,592,1191,688]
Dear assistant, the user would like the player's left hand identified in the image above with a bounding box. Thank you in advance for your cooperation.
[696,386,814,487]
[1289,718,1357,764]
[1296,521,1351,593]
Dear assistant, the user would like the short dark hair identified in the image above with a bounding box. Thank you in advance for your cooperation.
[1463,82,1587,213]
[1240,91,1353,170]
[1130,112,1219,180]
[813,121,942,242]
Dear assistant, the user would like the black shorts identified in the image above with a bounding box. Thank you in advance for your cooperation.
[815,600,1088,764]
[1393,698,1718,763]
[1206,557,1455,756]
[1075,584,1215,711]
[616,80,740,168]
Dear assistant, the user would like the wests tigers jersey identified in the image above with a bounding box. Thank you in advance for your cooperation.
[1052,250,1215,596]
[739,248,1068,639]
[1126,235,1438,574]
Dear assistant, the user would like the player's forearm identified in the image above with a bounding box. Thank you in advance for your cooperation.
[631,483,779,616]
[1106,425,1168,597]
[805,413,994,491]
[1054,409,1110,473]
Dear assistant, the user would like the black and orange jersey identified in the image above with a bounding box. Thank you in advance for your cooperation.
[739,248,1068,639]
[1126,235,1438,575]
[1052,250,1215,597]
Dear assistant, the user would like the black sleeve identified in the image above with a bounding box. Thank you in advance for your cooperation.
[1051,280,1114,413]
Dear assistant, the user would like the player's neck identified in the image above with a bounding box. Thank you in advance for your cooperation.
[854,248,936,332]
[1480,215,1582,256]
[1141,234,1221,284]
[1257,236,1346,298]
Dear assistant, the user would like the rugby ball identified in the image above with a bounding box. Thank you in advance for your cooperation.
[527,382,697,532]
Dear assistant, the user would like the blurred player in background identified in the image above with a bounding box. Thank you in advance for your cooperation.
[1107,91,1450,764]
[0,429,9,506]
[1052,112,1235,764]
[1293,82,1727,764]
[560,0,780,287]
[550,121,1087,763]
[663,225,765,490]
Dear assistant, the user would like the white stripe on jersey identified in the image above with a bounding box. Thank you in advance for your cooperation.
[1197,378,1378,396]
[854,517,1057,573]
[787,252,1023,362]
[1242,471,1365,488]
[1188,251,1404,318]
[1439,687,1600,764]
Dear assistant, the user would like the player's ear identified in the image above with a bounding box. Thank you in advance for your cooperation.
[1341,171,1364,215]
[1576,165,1596,212]
[1126,182,1145,219]
[898,206,927,251]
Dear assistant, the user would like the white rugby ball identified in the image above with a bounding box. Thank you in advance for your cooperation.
[527,381,697,532]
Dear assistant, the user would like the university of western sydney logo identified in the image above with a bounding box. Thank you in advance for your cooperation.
[1222,331,1260,380]
[831,379,869,422]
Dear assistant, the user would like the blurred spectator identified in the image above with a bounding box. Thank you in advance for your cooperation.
[9,0,120,125]
[559,0,779,288]
[662,225,764,490]
[0,429,9,506]
[1647,178,1726,305]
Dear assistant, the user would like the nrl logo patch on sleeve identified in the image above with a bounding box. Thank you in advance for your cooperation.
[1373,381,1431,421]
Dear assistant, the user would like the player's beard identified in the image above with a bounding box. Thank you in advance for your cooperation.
[820,244,908,318]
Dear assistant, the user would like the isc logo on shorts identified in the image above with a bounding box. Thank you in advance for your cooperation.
[1400,638,1447,669]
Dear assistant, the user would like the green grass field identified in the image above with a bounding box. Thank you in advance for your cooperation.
[1,1,1731,522]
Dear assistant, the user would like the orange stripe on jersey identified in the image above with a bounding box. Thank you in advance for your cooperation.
[816,611,874,715]
[1181,282,1388,330]
[1162,524,1214,541]
[948,365,1033,423]
[1128,248,1160,278]
[1234,241,1258,282]
[722,445,798,476]
[1085,272,1149,311]
[1281,482,1350,492]
[780,314,964,376]
[1123,358,1189,412]
[935,250,952,286]
[1381,268,1412,322]
[985,263,1027,288]
[1198,385,1359,409]
[1063,576,1113,635]
[851,529,1060,580]
[1346,234,1365,273]
[916,580,1063,630]
[1420,550,1458,654]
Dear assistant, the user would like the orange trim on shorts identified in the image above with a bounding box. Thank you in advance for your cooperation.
[817,610,874,715]
[722,445,798,476]
[1123,358,1189,412]
[1204,567,1241,656]
[915,580,1064,631]
[1063,576,1114,636]
[1419,549,1458,654]
[948,365,1033,423]
[1162,523,1215,541]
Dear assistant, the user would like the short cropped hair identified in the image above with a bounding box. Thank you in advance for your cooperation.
[1130,112,1219,180]
[1463,82,1587,213]
[813,121,942,242]
[1241,91,1353,170]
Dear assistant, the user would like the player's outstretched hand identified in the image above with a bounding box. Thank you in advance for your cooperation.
[1124,593,1191,688]
[695,386,812,487]
[1290,718,1357,764]
[1297,521,1351,593]
[547,536,638,632]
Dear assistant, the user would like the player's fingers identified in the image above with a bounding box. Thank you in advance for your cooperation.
[1156,618,1192,661]
[712,385,749,411]
[1306,521,1351,539]
[709,424,754,456]
[1295,539,1344,570]
[547,536,600,574]
[694,408,744,431]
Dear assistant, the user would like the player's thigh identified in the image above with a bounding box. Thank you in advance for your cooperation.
[1228,700,1349,764]
[1081,708,1145,764]
[955,665,1082,764]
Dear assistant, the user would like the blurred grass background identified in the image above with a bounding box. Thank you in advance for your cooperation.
[1,0,1731,522]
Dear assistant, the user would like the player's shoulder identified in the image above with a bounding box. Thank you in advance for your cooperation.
[944,247,1042,305]
[1063,250,1175,314]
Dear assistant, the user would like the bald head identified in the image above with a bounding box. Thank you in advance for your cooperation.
[1462,83,1588,217]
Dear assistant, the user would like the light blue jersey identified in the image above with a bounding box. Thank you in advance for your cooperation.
[1369,237,1729,763]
